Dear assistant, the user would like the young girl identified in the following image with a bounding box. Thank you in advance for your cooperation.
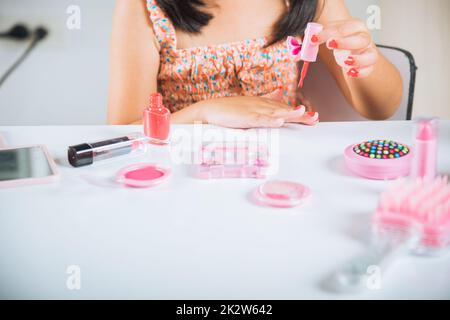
[108,0,403,128]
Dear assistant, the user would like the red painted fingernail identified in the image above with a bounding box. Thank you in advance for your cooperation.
[347,68,359,78]
[328,39,338,49]
[344,56,355,66]
[306,112,317,117]
[306,119,320,126]
[311,35,319,43]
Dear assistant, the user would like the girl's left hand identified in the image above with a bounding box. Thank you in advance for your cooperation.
[313,20,378,78]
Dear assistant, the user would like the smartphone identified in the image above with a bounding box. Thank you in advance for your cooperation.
[0,145,59,188]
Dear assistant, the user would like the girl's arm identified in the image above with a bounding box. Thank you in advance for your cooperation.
[314,0,403,120]
[108,0,212,125]
[108,0,161,125]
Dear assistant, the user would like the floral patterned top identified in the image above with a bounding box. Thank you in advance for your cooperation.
[146,0,300,112]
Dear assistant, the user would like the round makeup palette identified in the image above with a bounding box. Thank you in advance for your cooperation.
[353,140,410,160]
[344,140,413,180]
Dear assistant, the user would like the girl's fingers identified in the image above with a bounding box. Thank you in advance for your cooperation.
[325,32,372,51]
[263,105,306,118]
[286,111,320,125]
[314,20,367,45]
[247,95,314,126]
[334,46,378,69]
[249,113,285,128]
[260,97,296,110]
[312,20,377,79]
[345,65,375,79]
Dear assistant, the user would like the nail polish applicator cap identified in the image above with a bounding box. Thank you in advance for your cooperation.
[298,23,323,87]
[300,23,323,62]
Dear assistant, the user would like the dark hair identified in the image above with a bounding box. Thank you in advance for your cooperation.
[156,0,320,46]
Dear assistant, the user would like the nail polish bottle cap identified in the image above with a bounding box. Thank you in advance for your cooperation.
[149,93,163,110]
[300,22,324,62]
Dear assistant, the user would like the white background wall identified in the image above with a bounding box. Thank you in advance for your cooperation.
[0,0,447,125]
[378,0,450,120]
[0,0,113,125]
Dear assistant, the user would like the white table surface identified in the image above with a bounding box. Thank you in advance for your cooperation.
[0,121,449,300]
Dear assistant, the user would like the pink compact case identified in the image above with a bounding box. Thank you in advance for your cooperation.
[196,141,270,179]
[344,140,413,180]
[115,163,170,188]
[253,180,311,208]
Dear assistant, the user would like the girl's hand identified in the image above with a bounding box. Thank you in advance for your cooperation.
[313,20,378,78]
[195,95,319,129]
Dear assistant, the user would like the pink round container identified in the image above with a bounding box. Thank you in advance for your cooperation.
[344,140,413,180]
[253,180,311,208]
[115,163,170,188]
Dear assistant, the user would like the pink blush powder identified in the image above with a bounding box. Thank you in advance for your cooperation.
[123,166,164,181]
[116,164,170,188]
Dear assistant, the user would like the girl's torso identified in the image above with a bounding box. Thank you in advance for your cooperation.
[147,0,301,112]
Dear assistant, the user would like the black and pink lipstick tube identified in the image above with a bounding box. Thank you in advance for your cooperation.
[68,132,147,167]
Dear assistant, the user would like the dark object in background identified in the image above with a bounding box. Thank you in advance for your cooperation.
[0,24,30,40]
[0,24,49,87]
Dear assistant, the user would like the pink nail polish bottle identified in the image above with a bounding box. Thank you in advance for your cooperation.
[298,23,324,88]
[143,93,171,145]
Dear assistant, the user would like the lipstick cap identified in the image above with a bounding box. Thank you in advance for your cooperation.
[68,143,93,167]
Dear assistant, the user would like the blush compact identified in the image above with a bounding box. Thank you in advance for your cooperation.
[253,180,311,208]
[115,163,170,188]
[344,140,413,180]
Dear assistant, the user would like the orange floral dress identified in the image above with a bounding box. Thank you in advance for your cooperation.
[146,0,300,112]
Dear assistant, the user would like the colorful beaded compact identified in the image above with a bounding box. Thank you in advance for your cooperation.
[344,140,413,180]
[353,140,410,160]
